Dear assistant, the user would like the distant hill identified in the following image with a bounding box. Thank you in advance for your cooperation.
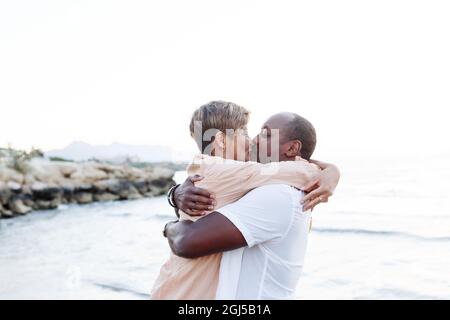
[45,142,193,163]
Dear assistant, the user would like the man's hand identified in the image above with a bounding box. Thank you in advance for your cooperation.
[301,160,340,211]
[173,175,216,216]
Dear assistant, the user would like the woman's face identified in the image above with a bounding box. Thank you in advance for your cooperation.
[221,127,251,162]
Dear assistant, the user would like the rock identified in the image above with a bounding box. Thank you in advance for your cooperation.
[147,186,166,197]
[23,198,35,208]
[123,167,145,180]
[93,179,120,193]
[114,180,131,196]
[50,198,61,208]
[31,182,62,201]
[0,166,24,184]
[74,183,94,193]
[34,199,60,210]
[104,165,127,179]
[0,182,12,206]
[60,182,75,203]
[132,179,148,194]
[93,193,119,202]
[24,173,37,185]
[70,164,108,182]
[8,197,32,215]
[0,203,14,218]
[7,181,22,193]
[27,159,65,183]
[57,164,77,178]
[127,192,143,200]
[95,180,133,198]
[116,182,135,199]
[144,191,156,197]
[74,192,93,204]
[151,167,175,179]
[20,187,34,208]
[93,163,117,174]
[149,177,174,189]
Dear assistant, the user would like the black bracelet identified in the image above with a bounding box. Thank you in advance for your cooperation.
[167,184,180,208]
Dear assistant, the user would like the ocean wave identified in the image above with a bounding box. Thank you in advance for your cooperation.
[313,227,450,242]
[91,282,148,299]
[356,287,442,300]
[327,210,450,220]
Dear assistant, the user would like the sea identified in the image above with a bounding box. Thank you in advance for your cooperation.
[1,154,449,299]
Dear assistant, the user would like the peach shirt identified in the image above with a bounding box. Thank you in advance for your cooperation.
[150,155,320,300]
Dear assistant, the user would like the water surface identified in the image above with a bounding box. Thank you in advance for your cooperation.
[1,158,449,299]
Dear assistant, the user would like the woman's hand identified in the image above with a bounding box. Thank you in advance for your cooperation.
[173,175,216,216]
[301,160,340,211]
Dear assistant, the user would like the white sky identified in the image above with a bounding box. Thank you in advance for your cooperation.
[1,0,449,159]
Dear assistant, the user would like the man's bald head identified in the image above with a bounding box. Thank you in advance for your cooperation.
[261,112,317,161]
[282,112,316,160]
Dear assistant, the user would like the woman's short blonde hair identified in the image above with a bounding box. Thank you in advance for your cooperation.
[189,101,250,153]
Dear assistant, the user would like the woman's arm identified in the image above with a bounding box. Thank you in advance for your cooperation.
[301,159,341,211]
[173,156,321,216]
[173,161,340,216]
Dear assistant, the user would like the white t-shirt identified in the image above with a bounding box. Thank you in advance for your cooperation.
[215,184,311,300]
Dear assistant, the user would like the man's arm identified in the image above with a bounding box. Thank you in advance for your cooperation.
[167,185,294,259]
[164,212,247,259]
[172,175,216,216]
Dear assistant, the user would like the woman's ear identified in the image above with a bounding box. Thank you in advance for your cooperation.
[286,140,302,157]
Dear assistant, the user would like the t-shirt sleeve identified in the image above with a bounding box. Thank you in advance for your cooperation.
[217,184,296,247]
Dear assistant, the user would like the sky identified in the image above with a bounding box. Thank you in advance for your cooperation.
[1,0,449,160]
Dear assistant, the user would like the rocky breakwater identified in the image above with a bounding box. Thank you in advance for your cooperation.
[0,159,175,218]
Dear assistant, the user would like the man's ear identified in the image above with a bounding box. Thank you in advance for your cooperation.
[285,140,302,157]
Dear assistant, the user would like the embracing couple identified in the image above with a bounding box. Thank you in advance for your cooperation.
[151,101,340,300]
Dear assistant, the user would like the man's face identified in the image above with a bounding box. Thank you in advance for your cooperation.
[252,114,292,163]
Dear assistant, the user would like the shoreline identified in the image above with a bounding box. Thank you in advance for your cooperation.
[0,157,175,219]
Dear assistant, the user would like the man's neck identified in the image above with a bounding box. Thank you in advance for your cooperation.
[278,155,296,162]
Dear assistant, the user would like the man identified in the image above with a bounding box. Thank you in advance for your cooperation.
[162,111,339,299]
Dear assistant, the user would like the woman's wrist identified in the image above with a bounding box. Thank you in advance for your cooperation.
[167,184,180,208]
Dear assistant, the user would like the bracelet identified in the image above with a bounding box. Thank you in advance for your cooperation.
[167,184,180,208]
